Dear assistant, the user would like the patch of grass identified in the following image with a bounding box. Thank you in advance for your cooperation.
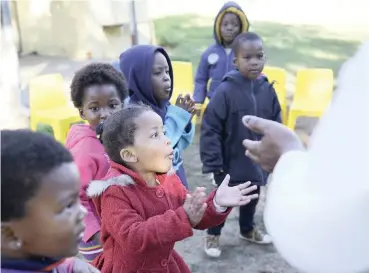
[154,14,366,83]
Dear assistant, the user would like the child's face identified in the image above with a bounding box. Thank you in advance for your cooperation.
[234,39,265,79]
[124,110,173,174]
[80,84,123,130]
[220,12,241,44]
[2,162,86,258]
[152,52,172,102]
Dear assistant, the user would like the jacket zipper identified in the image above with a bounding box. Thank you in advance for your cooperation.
[225,49,229,73]
[250,80,257,115]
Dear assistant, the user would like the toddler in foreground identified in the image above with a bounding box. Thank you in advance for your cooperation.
[86,104,259,273]
[1,130,98,273]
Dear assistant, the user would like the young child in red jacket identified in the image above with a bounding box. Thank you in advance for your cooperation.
[1,130,98,273]
[86,104,259,273]
[65,63,128,262]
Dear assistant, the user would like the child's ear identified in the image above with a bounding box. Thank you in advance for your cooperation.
[120,147,137,163]
[1,224,22,251]
[78,108,86,120]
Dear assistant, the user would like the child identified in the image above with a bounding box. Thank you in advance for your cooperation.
[193,1,249,105]
[1,130,98,273]
[86,105,259,273]
[119,45,195,189]
[65,63,128,262]
[200,32,282,258]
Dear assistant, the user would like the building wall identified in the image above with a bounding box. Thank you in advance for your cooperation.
[13,0,154,59]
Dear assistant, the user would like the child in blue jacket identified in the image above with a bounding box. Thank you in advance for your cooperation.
[200,32,282,257]
[119,45,195,189]
[193,1,249,105]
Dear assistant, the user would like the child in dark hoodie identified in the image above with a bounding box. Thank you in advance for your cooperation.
[119,45,195,189]
[65,63,128,262]
[1,130,98,273]
[193,1,250,106]
[200,32,282,257]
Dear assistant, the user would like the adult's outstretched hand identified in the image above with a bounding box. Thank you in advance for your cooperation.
[242,116,304,172]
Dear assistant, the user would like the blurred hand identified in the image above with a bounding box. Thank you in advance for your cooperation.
[183,187,207,226]
[242,116,305,172]
[176,94,196,115]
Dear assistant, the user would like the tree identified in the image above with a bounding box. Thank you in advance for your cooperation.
[0,0,28,130]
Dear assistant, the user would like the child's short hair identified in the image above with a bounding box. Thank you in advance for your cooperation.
[1,130,74,222]
[232,32,263,56]
[102,103,152,163]
[71,63,129,108]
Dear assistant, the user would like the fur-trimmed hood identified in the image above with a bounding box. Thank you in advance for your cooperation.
[87,167,176,198]
[87,174,135,198]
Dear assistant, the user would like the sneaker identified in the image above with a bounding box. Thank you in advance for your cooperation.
[204,235,221,258]
[240,227,272,244]
[206,173,217,187]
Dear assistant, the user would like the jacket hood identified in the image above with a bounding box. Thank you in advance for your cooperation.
[214,1,250,45]
[87,161,175,198]
[65,124,97,149]
[119,45,173,120]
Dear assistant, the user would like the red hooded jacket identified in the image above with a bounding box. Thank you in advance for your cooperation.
[65,124,109,242]
[87,161,231,273]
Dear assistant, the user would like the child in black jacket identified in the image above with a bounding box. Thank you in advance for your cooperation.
[200,32,282,258]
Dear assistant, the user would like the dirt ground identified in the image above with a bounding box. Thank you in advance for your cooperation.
[175,128,305,273]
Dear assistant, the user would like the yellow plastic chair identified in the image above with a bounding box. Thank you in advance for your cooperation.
[171,61,194,105]
[262,66,288,124]
[29,74,83,144]
[287,69,334,130]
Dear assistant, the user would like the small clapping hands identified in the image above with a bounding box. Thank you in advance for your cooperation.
[183,175,258,227]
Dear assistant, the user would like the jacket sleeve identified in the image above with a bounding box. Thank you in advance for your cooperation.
[165,105,195,150]
[200,86,228,174]
[55,258,74,273]
[101,190,194,253]
[270,86,282,123]
[75,155,102,242]
[193,51,209,104]
[194,189,231,230]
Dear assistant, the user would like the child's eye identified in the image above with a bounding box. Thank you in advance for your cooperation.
[165,70,170,75]
[110,104,118,109]
[150,132,158,138]
[154,71,161,75]
[258,54,264,59]
[91,107,99,111]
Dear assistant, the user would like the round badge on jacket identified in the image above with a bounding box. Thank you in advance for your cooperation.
[208,53,219,65]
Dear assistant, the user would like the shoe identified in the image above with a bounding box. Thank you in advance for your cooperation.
[204,235,221,258]
[240,227,272,244]
[206,173,218,187]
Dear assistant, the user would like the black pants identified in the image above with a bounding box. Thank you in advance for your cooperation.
[208,186,260,236]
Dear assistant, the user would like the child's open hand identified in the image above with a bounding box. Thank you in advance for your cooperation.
[183,187,207,227]
[215,175,259,207]
[176,94,196,115]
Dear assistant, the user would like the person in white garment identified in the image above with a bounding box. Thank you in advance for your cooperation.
[240,40,369,273]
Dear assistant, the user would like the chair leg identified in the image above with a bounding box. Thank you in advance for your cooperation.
[287,110,298,130]
[281,105,287,125]
[52,122,65,143]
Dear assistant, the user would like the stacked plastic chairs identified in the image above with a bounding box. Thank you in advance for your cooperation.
[29,73,83,143]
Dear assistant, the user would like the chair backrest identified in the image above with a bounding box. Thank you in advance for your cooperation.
[171,61,194,103]
[29,74,67,112]
[294,69,334,107]
[262,66,287,104]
